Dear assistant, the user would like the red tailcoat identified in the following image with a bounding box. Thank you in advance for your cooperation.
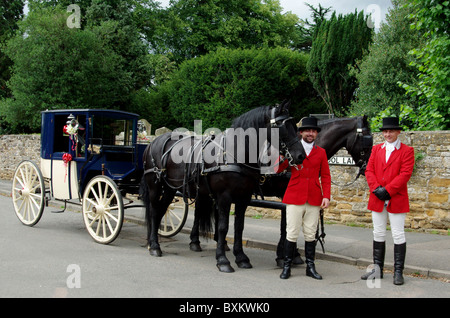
[365,142,414,213]
[276,145,331,206]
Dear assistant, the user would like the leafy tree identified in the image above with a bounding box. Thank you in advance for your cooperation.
[165,47,319,130]
[146,0,300,64]
[348,0,425,123]
[1,4,151,132]
[307,10,373,116]
[291,2,332,52]
[399,0,449,130]
[0,0,24,99]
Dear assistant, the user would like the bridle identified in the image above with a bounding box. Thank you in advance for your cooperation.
[269,107,303,170]
[337,117,373,186]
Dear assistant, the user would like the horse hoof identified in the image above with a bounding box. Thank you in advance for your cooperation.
[217,264,235,273]
[189,242,202,252]
[149,248,162,257]
[236,261,253,269]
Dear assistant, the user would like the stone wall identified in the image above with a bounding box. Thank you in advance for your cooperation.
[1,131,449,232]
[245,131,450,233]
[325,131,449,234]
[0,134,41,180]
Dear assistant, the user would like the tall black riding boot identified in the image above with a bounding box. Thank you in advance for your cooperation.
[393,243,406,285]
[305,241,322,280]
[361,241,385,280]
[280,240,296,279]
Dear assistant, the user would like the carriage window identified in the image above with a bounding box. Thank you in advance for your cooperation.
[53,114,87,157]
[92,116,133,146]
[53,115,70,153]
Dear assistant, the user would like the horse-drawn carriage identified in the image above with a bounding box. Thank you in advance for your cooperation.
[11,104,373,273]
[11,109,187,244]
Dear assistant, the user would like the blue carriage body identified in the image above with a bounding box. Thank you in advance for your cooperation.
[40,109,148,199]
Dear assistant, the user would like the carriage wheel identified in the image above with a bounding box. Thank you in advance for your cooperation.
[158,197,188,238]
[82,176,124,244]
[12,160,46,226]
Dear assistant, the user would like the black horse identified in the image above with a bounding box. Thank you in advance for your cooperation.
[188,115,373,266]
[141,100,306,272]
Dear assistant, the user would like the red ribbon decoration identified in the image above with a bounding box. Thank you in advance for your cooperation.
[62,153,72,182]
[63,153,72,164]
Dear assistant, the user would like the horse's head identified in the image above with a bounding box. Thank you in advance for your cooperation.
[270,100,306,168]
[346,115,373,176]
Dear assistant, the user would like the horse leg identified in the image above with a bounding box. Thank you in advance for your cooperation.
[189,198,205,252]
[215,196,234,273]
[148,188,176,257]
[148,201,163,256]
[213,207,230,251]
[142,176,163,256]
[233,202,252,269]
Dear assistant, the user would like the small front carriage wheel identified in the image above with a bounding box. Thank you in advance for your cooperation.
[158,197,188,238]
[82,176,124,244]
[12,160,45,226]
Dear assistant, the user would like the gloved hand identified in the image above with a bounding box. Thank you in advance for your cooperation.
[373,186,391,201]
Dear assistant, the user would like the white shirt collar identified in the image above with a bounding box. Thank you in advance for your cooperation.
[381,138,401,151]
[301,139,314,156]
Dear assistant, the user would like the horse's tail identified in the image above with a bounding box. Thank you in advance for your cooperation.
[139,175,151,227]
[195,196,216,238]
[140,142,154,229]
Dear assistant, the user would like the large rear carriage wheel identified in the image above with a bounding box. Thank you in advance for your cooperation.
[82,176,124,244]
[12,160,45,226]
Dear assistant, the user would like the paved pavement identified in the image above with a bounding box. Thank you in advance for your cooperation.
[2,178,449,281]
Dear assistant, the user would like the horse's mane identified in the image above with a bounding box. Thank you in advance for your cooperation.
[318,117,358,130]
[319,117,353,125]
[231,106,271,130]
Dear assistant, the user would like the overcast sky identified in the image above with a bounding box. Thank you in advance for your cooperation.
[156,0,393,28]
[24,0,393,30]
[278,0,392,22]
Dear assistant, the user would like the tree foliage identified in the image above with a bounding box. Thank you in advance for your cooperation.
[307,10,373,116]
[0,2,152,132]
[0,0,24,99]
[3,1,446,133]
[291,2,332,52]
[348,0,424,120]
[399,0,449,130]
[146,0,300,64]
[165,47,315,130]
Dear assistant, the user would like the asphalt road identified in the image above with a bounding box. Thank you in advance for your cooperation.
[1,193,449,300]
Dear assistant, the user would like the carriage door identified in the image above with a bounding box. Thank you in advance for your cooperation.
[49,114,86,200]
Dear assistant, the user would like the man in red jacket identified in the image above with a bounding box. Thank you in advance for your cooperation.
[277,116,331,280]
[361,117,414,285]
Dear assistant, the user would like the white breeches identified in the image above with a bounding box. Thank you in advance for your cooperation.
[286,203,321,243]
[372,207,406,244]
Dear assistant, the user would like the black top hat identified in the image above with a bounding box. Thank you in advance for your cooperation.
[298,116,321,132]
[380,117,403,130]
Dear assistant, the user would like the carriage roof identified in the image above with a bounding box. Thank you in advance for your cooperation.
[41,108,139,118]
